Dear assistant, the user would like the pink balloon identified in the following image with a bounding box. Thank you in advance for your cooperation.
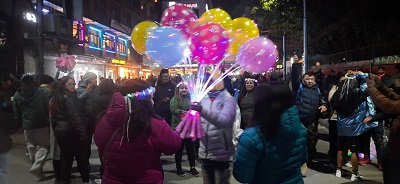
[160,4,198,39]
[236,37,279,73]
[189,22,229,65]
[56,55,76,72]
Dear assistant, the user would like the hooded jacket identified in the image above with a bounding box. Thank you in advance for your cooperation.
[13,87,51,130]
[233,106,307,184]
[94,92,181,184]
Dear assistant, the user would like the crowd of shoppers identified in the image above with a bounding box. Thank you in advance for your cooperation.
[1,64,399,184]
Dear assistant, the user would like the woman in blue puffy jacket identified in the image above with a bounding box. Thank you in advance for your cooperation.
[233,82,307,184]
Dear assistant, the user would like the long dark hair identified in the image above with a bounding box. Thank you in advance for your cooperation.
[237,78,258,105]
[251,82,294,140]
[120,79,157,140]
[49,76,74,117]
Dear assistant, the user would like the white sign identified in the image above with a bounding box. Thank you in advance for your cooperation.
[168,1,198,9]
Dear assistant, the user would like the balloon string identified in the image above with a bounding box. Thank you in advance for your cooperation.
[199,59,224,94]
[197,66,239,101]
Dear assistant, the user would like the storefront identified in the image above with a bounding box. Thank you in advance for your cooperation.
[74,56,108,86]
[116,60,141,79]
[168,64,198,76]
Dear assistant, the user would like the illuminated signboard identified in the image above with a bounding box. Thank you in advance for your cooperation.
[276,64,283,69]
[112,59,126,65]
[169,2,198,8]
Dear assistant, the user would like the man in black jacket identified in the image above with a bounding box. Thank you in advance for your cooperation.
[154,69,176,126]
[295,73,328,176]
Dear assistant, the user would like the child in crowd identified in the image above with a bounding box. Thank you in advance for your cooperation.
[170,82,199,177]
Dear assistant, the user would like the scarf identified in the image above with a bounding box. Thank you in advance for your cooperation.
[208,89,224,98]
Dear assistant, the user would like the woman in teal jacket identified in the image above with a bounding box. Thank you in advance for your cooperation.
[233,82,307,184]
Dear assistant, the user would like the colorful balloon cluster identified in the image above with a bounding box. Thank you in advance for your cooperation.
[55,55,76,72]
[130,4,278,72]
[129,4,281,141]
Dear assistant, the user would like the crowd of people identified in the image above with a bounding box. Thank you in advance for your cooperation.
[0,63,399,184]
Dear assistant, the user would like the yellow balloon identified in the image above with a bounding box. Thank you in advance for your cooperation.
[227,17,259,57]
[198,8,232,29]
[131,21,159,55]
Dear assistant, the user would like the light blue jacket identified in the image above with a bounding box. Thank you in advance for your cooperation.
[199,90,237,162]
[337,75,378,136]
[233,106,307,184]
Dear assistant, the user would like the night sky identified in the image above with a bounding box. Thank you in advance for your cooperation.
[211,0,243,18]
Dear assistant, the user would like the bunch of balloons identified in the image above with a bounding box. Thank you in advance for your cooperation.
[55,55,76,73]
[130,3,278,73]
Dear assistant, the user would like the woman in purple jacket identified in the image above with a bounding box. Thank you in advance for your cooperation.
[94,79,182,184]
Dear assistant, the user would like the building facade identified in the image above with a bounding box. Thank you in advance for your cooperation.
[0,0,160,82]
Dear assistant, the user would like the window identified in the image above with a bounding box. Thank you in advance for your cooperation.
[73,21,84,46]
[88,26,102,50]
[118,37,128,56]
[104,32,116,53]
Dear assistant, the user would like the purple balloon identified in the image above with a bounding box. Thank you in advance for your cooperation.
[160,4,198,39]
[236,37,279,73]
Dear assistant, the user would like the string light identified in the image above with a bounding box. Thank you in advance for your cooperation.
[176,82,188,88]
[126,87,155,100]
[245,78,258,83]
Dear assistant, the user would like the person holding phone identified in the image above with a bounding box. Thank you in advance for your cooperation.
[153,69,176,126]
[76,72,100,167]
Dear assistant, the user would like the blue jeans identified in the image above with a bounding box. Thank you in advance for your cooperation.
[0,151,10,184]
[201,160,230,184]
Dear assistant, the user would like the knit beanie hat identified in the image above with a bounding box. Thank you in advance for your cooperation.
[83,72,97,85]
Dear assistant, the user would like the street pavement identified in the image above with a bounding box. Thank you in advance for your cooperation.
[8,119,385,184]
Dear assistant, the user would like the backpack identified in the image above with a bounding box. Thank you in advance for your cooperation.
[331,77,367,116]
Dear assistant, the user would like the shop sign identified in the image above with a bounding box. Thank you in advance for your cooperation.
[112,59,126,65]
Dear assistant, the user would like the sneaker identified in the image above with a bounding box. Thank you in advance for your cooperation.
[345,162,353,168]
[94,179,102,184]
[351,173,364,181]
[335,169,341,178]
[301,163,307,177]
[359,156,370,165]
[176,170,186,177]
[189,168,200,177]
